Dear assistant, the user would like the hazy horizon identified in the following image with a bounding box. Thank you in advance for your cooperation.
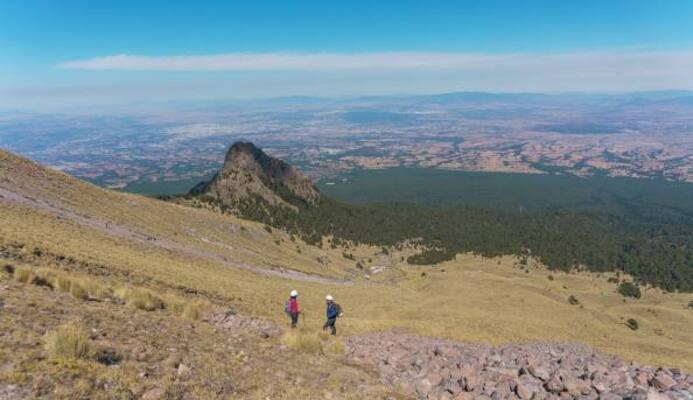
[3,1,693,109]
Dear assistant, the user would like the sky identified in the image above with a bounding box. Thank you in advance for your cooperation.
[2,0,693,109]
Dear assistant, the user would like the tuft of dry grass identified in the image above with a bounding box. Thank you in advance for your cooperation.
[280,329,323,354]
[114,288,164,311]
[324,338,345,356]
[14,268,33,283]
[182,302,205,320]
[44,322,92,360]
[54,275,73,293]
[11,266,112,301]
[69,283,90,300]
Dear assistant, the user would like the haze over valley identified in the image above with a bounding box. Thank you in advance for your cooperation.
[2,91,693,196]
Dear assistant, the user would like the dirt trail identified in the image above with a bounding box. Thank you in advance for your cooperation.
[0,185,349,285]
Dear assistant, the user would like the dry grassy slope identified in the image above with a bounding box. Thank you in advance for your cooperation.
[0,149,360,279]
[1,149,692,373]
[0,269,399,399]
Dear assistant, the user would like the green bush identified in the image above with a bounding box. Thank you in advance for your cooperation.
[618,282,641,299]
[626,318,639,331]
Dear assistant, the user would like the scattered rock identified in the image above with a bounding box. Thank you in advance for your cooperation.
[344,332,692,400]
[177,363,191,378]
[651,372,676,391]
[529,364,550,381]
[515,382,533,399]
[140,387,165,400]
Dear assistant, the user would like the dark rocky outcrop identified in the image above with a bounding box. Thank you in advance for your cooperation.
[190,141,320,209]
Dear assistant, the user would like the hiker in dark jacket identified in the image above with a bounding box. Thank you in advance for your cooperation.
[286,290,301,328]
[322,294,342,335]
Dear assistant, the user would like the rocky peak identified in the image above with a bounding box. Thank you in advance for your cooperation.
[190,141,320,209]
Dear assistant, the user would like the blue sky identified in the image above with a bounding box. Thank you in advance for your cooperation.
[2,0,693,109]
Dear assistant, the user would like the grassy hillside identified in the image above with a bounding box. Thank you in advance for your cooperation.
[1,150,692,397]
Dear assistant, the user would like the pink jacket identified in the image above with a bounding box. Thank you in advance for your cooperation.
[288,297,300,313]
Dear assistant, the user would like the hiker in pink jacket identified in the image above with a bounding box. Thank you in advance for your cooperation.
[285,290,301,328]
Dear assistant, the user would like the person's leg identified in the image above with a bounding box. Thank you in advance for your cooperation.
[291,312,298,328]
[328,318,336,335]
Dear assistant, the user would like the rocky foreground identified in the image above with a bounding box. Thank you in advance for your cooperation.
[345,333,693,400]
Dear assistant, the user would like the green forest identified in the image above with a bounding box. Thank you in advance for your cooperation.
[188,169,693,293]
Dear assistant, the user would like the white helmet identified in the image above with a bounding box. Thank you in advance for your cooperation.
[325,294,333,301]
[290,290,298,297]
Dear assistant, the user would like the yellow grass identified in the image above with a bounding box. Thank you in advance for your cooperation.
[44,322,91,360]
[1,149,692,371]
[280,328,324,354]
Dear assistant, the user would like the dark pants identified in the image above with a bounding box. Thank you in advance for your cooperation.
[289,312,299,328]
[323,318,336,335]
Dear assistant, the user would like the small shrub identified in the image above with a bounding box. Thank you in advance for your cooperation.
[607,276,619,283]
[547,275,554,281]
[264,225,272,233]
[568,295,580,305]
[32,247,43,257]
[3,264,14,274]
[94,347,122,366]
[618,282,641,299]
[31,275,53,289]
[44,322,91,359]
[687,300,693,309]
[626,318,639,331]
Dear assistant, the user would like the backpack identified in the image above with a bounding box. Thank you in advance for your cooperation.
[334,303,344,317]
[284,299,291,314]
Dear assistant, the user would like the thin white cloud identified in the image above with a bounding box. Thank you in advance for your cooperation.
[7,50,692,109]
[57,50,693,76]
[58,52,512,70]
